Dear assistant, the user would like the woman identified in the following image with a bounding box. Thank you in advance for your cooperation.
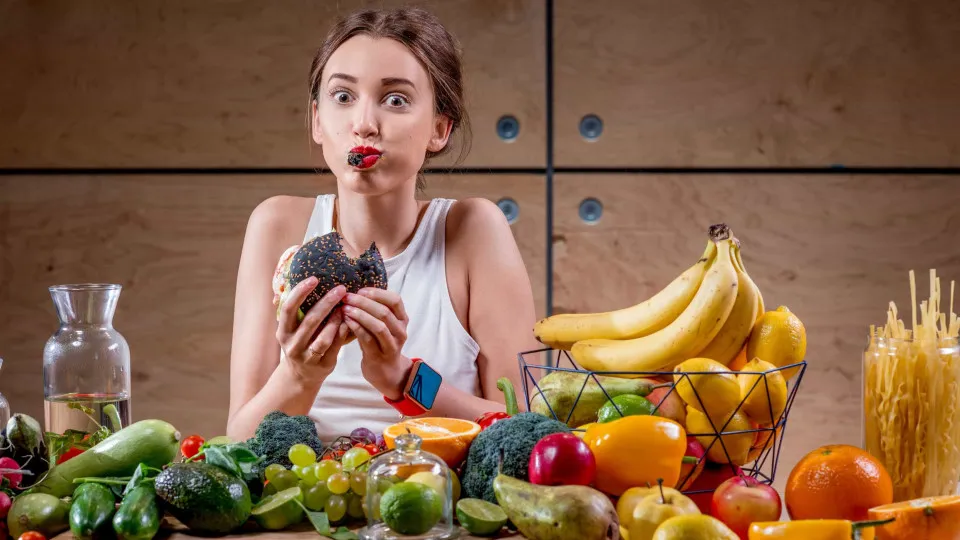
[226,7,540,442]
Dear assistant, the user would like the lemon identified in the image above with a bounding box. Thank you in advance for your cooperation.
[455,498,508,536]
[251,486,305,531]
[738,358,788,425]
[673,358,741,424]
[380,481,443,536]
[746,306,807,380]
[406,470,461,502]
[686,407,755,465]
[597,394,658,423]
[652,514,738,539]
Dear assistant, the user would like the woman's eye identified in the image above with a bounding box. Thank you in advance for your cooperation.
[333,91,351,103]
[386,95,408,107]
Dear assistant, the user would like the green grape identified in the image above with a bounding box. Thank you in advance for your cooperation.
[341,447,372,471]
[299,463,320,486]
[271,469,300,492]
[262,481,278,497]
[304,482,332,511]
[264,463,286,482]
[326,494,347,523]
[288,443,317,467]
[346,493,364,519]
[315,459,342,482]
[292,464,308,479]
[327,472,350,495]
[349,471,367,495]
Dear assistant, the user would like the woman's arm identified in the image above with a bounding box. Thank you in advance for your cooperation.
[226,196,346,440]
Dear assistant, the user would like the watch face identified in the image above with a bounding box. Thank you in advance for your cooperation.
[408,361,442,410]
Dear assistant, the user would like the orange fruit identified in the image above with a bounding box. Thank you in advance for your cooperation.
[729,347,748,371]
[868,495,960,540]
[383,418,481,468]
[785,444,893,521]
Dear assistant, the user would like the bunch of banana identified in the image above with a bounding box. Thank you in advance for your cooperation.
[533,223,765,375]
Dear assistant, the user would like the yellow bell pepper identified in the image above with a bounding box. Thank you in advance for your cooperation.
[748,518,895,540]
[583,415,687,496]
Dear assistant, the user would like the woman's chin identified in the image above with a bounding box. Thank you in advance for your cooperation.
[338,168,411,196]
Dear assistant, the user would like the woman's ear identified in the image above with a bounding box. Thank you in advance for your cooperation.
[311,100,323,146]
[427,114,453,153]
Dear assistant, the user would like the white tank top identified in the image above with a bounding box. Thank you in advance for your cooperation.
[298,194,482,442]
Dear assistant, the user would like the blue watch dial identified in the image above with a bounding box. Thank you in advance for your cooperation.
[408,361,442,410]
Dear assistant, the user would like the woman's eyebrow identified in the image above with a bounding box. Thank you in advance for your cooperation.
[328,73,358,84]
[382,77,416,89]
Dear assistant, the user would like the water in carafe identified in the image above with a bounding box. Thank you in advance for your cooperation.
[43,284,132,434]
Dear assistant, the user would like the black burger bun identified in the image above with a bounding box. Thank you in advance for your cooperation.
[286,231,389,316]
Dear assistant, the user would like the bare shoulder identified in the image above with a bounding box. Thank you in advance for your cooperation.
[445,197,514,247]
[246,195,317,243]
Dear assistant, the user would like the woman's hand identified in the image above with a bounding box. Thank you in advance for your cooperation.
[276,276,350,384]
[342,288,411,400]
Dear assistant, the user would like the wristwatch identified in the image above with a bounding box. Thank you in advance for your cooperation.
[383,357,443,416]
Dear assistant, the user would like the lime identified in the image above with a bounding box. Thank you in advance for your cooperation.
[597,394,658,423]
[205,435,234,446]
[456,498,507,537]
[251,486,305,531]
[380,482,443,536]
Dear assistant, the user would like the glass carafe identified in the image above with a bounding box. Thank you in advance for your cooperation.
[0,358,10,428]
[43,284,132,435]
[360,432,458,540]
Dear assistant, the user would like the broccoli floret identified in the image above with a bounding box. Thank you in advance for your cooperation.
[460,412,569,503]
[246,411,325,471]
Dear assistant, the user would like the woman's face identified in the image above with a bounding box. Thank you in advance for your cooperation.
[313,35,452,195]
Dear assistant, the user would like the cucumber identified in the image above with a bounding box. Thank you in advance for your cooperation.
[29,419,180,498]
[113,485,161,540]
[69,482,117,540]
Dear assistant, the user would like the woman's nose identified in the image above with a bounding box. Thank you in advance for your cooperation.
[352,100,379,139]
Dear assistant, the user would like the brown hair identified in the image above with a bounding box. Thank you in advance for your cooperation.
[308,7,472,191]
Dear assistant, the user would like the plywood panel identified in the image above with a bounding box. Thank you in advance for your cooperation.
[553,173,960,493]
[0,174,545,438]
[554,0,960,166]
[0,0,544,168]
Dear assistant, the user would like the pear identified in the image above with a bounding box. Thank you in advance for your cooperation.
[493,468,619,540]
[530,371,661,427]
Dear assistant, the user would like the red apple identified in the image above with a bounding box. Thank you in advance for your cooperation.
[677,437,706,490]
[528,432,596,486]
[645,378,687,426]
[711,475,782,539]
[686,462,743,515]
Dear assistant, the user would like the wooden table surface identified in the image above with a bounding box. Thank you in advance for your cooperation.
[52,518,525,540]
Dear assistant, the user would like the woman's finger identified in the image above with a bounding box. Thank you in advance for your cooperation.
[344,305,396,354]
[343,293,406,339]
[277,276,318,336]
[358,288,408,323]
[290,286,347,353]
[304,309,344,364]
[345,316,379,352]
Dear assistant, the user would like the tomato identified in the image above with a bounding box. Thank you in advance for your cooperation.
[180,435,205,460]
[56,447,85,465]
[19,531,46,540]
[362,443,379,456]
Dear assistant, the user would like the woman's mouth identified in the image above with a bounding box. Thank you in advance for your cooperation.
[347,146,383,169]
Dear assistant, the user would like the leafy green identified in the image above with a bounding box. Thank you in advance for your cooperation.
[293,503,358,540]
[43,403,118,465]
[123,463,162,495]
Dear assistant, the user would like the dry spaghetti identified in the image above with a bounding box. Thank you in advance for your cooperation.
[864,269,960,501]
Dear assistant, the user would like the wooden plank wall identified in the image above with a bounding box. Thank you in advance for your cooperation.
[3,0,960,497]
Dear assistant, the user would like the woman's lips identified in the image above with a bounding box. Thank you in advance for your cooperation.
[347,146,383,169]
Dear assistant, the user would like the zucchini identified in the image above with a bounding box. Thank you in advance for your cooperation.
[29,419,180,498]
[69,483,117,540]
[113,485,161,540]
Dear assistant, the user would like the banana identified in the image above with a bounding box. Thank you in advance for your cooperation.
[533,239,717,350]
[570,230,740,375]
[733,237,765,317]
[697,239,760,365]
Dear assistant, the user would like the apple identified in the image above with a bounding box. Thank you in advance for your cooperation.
[645,377,687,426]
[629,484,700,540]
[528,432,596,486]
[711,475,782,539]
[677,437,706,490]
[686,462,743,515]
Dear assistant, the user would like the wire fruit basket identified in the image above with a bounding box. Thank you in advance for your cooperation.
[517,347,807,498]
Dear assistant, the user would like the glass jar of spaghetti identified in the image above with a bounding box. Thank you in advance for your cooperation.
[862,270,960,501]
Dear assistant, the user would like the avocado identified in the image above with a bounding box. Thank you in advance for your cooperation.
[154,462,252,536]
